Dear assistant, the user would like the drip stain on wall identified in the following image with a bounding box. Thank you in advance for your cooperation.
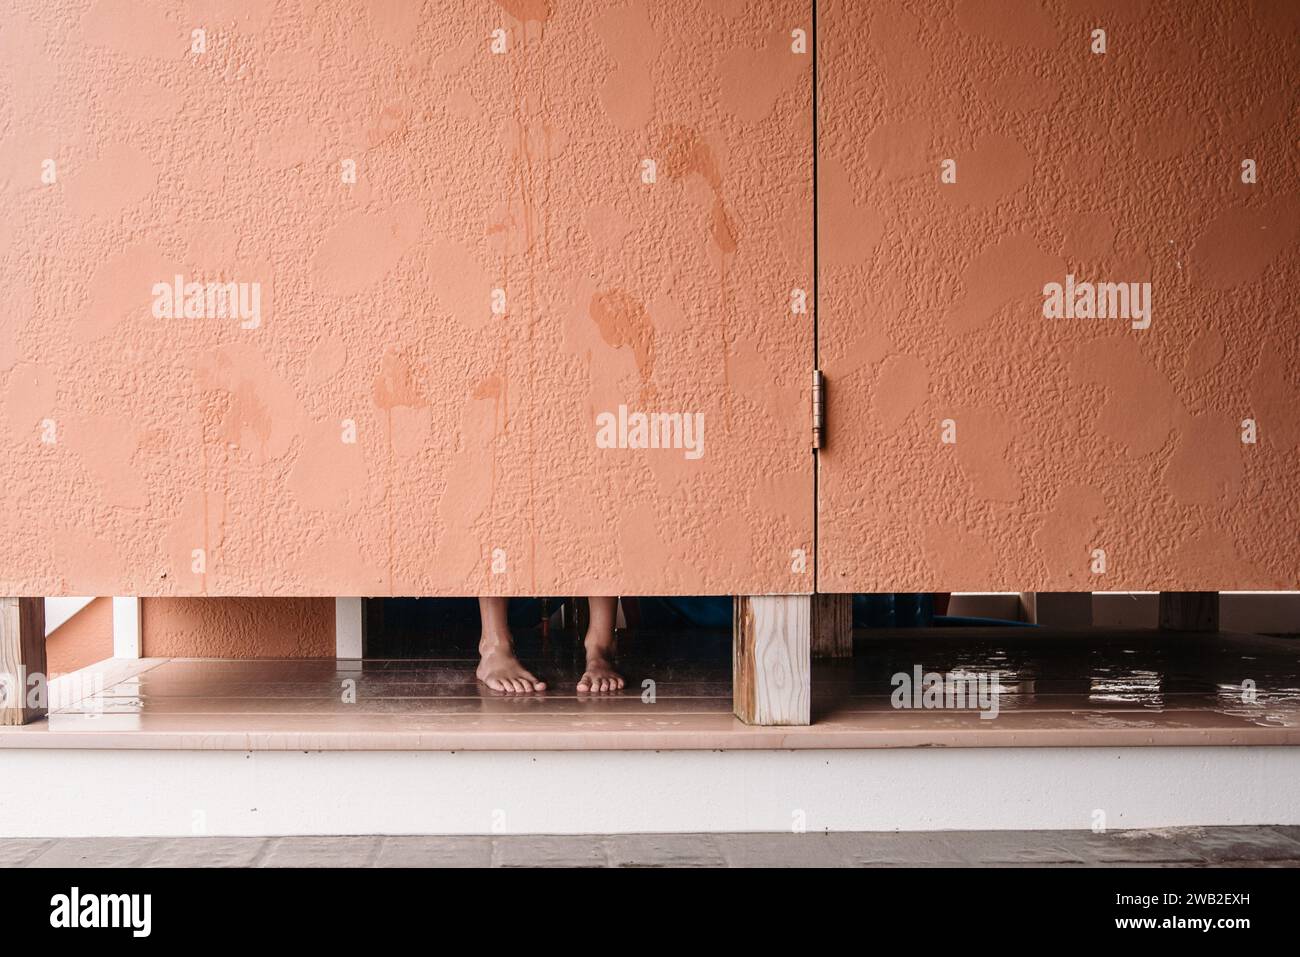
[0,0,1292,602]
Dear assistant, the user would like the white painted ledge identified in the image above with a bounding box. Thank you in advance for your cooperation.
[2,747,1298,837]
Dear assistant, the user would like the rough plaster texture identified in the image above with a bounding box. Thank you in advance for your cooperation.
[819,0,1300,591]
[46,595,112,673]
[142,597,333,657]
[2,0,1296,607]
[0,0,813,597]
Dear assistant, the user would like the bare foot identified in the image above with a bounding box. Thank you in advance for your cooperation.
[476,633,545,694]
[577,628,624,694]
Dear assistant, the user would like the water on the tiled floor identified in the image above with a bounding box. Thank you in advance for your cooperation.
[34,626,1300,747]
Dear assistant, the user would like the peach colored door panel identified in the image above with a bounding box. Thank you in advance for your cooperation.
[817,0,1300,591]
[0,1,813,597]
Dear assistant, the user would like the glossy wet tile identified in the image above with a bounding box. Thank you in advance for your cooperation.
[3,627,1297,751]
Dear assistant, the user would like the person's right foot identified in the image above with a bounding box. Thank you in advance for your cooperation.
[476,633,546,693]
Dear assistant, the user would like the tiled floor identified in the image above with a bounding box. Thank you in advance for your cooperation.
[2,626,1298,750]
[5,826,1300,867]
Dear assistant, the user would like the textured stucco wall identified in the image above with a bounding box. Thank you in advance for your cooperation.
[819,0,1299,591]
[142,597,333,657]
[46,595,113,674]
[0,0,813,597]
[2,0,1295,610]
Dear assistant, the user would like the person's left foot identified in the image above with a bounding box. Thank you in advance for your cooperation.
[577,629,624,693]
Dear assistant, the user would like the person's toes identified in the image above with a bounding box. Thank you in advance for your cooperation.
[577,674,591,692]
[533,679,547,692]
[487,677,506,692]
[511,678,527,694]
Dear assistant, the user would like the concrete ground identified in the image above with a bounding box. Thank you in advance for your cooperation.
[4,826,1300,867]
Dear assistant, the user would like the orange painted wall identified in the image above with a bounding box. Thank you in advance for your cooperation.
[46,595,113,675]
[0,0,813,598]
[819,0,1299,591]
[142,597,333,657]
[2,0,1296,611]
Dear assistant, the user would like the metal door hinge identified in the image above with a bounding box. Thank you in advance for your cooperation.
[811,369,825,450]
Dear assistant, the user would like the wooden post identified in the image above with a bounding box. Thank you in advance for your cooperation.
[734,595,810,726]
[1159,592,1219,631]
[811,593,853,657]
[1018,592,1093,626]
[1,597,46,726]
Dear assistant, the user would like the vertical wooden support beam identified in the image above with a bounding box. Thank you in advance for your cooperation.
[1018,592,1093,626]
[1,598,47,726]
[1159,592,1219,631]
[811,593,853,657]
[733,595,810,726]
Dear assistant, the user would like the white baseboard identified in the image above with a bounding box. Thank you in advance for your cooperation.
[3,747,1298,837]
